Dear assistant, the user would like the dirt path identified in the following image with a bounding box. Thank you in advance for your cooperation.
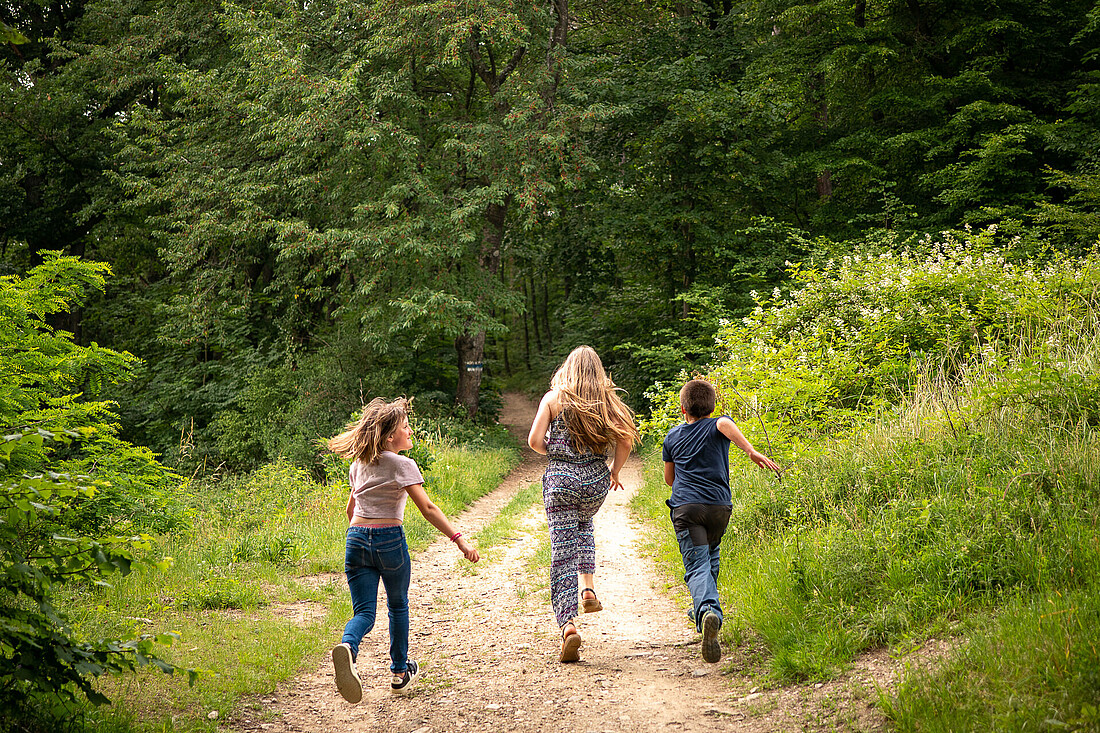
[225,393,914,733]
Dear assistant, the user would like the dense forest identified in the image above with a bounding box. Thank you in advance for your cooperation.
[5,0,1098,474]
[3,0,1100,729]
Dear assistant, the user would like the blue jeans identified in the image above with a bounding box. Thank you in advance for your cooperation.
[676,529,723,632]
[670,503,731,632]
[341,526,411,674]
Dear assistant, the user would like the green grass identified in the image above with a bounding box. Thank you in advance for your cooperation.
[61,442,518,732]
[884,586,1100,731]
[632,325,1100,727]
[474,480,543,554]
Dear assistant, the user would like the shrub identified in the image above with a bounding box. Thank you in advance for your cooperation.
[0,431,193,718]
[1,256,192,722]
[644,228,1100,452]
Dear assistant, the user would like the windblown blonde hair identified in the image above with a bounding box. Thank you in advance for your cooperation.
[328,397,411,465]
[550,346,641,454]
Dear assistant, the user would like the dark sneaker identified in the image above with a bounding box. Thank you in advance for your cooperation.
[701,610,722,663]
[332,643,362,703]
[391,659,420,696]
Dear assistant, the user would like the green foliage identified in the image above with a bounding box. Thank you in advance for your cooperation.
[1,253,189,535]
[0,430,194,719]
[1,253,131,432]
[644,229,1100,448]
[0,256,192,724]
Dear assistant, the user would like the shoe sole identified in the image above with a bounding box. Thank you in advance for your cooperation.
[560,631,582,663]
[582,599,603,613]
[332,644,363,703]
[702,613,722,664]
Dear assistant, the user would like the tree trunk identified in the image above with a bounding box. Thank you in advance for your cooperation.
[529,273,543,352]
[454,201,507,417]
[521,279,532,370]
[454,329,487,418]
[540,278,552,348]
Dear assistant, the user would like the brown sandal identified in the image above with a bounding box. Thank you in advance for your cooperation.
[560,622,581,663]
[581,588,603,614]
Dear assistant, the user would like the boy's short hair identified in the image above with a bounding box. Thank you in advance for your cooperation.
[679,379,716,418]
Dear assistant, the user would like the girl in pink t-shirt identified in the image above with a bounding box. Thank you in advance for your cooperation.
[327,397,478,702]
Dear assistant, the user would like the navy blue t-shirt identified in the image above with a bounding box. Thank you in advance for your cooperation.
[662,416,732,506]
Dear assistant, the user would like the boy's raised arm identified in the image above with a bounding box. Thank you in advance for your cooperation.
[716,417,781,476]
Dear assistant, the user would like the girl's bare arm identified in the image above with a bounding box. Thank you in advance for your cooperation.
[526,390,559,454]
[405,483,479,562]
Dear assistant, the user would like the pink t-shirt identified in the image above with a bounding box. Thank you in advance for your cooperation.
[349,451,424,521]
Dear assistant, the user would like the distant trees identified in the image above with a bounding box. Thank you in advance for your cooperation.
[3,0,1099,468]
[108,0,593,420]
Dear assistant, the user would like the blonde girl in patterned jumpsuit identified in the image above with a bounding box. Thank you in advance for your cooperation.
[527,346,640,662]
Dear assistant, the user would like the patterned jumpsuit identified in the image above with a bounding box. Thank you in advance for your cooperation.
[542,412,611,628]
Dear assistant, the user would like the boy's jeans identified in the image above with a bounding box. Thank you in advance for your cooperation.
[341,525,411,674]
[670,503,732,632]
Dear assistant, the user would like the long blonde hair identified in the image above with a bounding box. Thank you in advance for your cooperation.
[328,397,410,465]
[550,346,641,454]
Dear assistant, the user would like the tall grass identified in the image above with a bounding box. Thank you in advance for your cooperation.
[63,441,517,732]
[883,587,1100,731]
[634,250,1100,727]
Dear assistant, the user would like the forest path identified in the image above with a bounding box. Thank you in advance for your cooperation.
[224,393,894,733]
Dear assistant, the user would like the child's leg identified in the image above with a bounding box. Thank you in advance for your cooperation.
[671,504,731,631]
[376,529,412,675]
[709,543,722,585]
[575,471,610,579]
[544,478,582,627]
[342,529,382,659]
[674,528,720,631]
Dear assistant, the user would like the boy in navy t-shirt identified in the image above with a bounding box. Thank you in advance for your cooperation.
[662,379,780,663]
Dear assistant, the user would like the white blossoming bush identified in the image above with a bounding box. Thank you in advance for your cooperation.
[645,226,1100,455]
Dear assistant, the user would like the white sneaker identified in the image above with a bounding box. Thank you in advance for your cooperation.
[332,643,362,703]
[390,659,420,696]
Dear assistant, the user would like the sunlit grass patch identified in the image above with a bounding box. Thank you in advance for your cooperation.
[89,606,330,733]
[475,480,543,553]
[884,586,1100,732]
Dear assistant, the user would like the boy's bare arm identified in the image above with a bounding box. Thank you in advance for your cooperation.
[663,461,675,487]
[716,417,781,475]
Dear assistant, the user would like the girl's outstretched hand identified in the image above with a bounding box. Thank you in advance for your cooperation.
[457,537,480,563]
[609,471,624,491]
